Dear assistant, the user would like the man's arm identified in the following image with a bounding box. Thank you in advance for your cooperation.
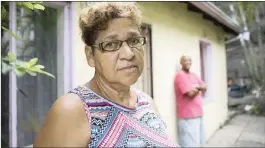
[197,84,207,92]
[195,74,207,93]
[174,73,200,98]
[186,88,200,97]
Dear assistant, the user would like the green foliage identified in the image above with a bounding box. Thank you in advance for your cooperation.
[1,2,46,39]
[1,2,46,40]
[1,2,9,28]
[1,2,55,78]
[1,26,19,40]
[234,2,258,25]
[250,103,263,115]
[2,51,55,78]
[1,6,7,21]
[17,2,45,10]
[21,2,34,10]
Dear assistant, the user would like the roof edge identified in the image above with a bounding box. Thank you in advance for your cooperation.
[188,2,242,34]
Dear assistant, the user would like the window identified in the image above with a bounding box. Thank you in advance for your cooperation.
[7,2,73,147]
[132,24,153,97]
[199,40,214,100]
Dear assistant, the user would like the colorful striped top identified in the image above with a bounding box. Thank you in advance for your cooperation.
[70,85,178,147]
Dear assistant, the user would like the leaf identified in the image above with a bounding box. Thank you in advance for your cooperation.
[34,65,45,69]
[7,51,16,62]
[33,3,45,11]
[33,1,43,4]
[30,65,45,71]
[1,7,7,21]
[13,68,26,77]
[22,2,34,10]
[1,61,12,74]
[27,71,37,76]
[15,60,27,67]
[1,26,19,40]
[28,58,38,67]
[16,2,22,6]
[14,60,28,70]
[24,62,30,69]
[38,70,56,78]
[17,67,26,73]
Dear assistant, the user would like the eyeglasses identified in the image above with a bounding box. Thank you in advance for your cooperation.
[93,37,146,52]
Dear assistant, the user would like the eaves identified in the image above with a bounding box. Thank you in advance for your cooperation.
[187,2,242,35]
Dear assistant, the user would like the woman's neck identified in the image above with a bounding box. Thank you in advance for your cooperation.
[87,74,135,107]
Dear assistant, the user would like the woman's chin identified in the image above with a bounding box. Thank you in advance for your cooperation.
[119,77,139,87]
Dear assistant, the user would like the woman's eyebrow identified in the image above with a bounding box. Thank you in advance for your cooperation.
[103,34,119,41]
[102,30,141,41]
[127,30,141,37]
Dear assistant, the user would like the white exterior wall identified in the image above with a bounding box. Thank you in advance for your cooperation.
[71,2,228,143]
[71,2,95,87]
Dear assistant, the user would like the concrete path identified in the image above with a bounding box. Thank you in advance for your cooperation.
[204,114,265,147]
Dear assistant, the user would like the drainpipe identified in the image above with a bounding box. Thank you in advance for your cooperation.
[225,31,250,45]
[225,34,241,44]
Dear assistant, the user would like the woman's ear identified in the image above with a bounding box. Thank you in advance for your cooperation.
[85,45,95,67]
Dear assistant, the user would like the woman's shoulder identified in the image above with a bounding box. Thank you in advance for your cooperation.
[46,93,90,129]
[133,89,153,103]
[135,90,152,103]
[133,89,161,117]
[33,93,90,147]
[69,85,92,98]
[69,85,103,103]
[52,93,86,118]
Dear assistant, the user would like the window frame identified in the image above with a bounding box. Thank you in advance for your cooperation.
[142,23,154,98]
[199,39,215,103]
[8,2,74,147]
[131,23,154,98]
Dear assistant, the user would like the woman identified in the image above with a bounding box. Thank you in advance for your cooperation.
[34,2,178,147]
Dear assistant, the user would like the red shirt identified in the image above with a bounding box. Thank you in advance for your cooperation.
[174,70,205,119]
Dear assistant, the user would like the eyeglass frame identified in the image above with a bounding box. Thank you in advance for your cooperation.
[91,36,147,52]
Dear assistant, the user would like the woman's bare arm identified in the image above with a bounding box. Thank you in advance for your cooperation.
[33,93,90,147]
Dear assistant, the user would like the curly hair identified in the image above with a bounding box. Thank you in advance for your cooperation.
[79,2,142,47]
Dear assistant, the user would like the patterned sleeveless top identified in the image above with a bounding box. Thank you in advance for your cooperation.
[70,85,177,147]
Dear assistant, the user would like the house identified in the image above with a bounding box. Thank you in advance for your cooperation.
[3,1,241,147]
[130,2,241,142]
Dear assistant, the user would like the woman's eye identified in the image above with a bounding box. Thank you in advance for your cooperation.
[104,41,118,49]
[129,38,140,44]
[106,42,114,47]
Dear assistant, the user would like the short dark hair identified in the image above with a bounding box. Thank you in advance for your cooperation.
[79,2,142,47]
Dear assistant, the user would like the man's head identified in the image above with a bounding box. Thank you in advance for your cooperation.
[180,55,192,71]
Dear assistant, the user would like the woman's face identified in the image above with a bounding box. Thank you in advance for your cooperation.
[90,18,144,87]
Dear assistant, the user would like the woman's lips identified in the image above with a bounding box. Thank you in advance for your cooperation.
[119,65,137,72]
[120,65,137,70]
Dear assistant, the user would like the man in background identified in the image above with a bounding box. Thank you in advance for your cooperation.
[174,55,207,147]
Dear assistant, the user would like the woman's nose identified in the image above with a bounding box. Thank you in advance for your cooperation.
[119,42,135,60]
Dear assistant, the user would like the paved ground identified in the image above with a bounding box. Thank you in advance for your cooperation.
[204,114,265,147]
